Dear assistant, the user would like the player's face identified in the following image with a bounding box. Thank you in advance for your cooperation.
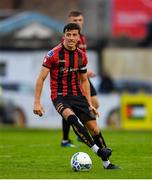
[64,29,80,50]
[69,15,84,29]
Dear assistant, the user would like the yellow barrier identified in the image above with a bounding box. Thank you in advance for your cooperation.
[121,93,152,130]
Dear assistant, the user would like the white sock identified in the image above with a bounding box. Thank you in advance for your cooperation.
[91,144,99,153]
[91,144,111,168]
[62,140,68,143]
[103,160,110,168]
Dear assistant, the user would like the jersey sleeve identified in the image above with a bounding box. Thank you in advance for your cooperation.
[79,53,88,73]
[42,50,54,69]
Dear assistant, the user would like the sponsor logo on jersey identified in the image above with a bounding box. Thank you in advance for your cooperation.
[59,67,78,72]
[59,59,66,62]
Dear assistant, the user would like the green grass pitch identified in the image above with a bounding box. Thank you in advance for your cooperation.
[0,126,152,179]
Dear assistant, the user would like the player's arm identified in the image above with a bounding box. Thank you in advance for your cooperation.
[33,66,49,117]
[80,72,99,117]
[79,72,92,105]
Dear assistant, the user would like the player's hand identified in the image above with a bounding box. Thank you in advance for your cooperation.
[90,105,99,118]
[87,70,96,78]
[33,103,45,117]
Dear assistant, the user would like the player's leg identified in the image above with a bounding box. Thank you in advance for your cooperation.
[62,108,112,162]
[53,98,75,147]
[91,95,107,148]
[88,81,109,150]
[61,118,76,147]
[90,88,109,149]
[66,111,119,169]
[62,108,95,147]
[85,120,119,169]
[53,97,119,169]
[90,81,104,146]
[62,118,70,141]
[73,96,120,169]
[85,120,107,148]
[53,97,95,148]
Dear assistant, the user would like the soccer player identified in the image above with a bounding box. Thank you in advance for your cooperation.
[61,10,99,147]
[33,23,119,169]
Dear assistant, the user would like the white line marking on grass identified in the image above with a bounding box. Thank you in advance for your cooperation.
[29,144,51,148]
[0,155,12,158]
[0,145,15,148]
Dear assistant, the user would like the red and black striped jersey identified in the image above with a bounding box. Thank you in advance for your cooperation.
[78,34,87,53]
[43,43,88,100]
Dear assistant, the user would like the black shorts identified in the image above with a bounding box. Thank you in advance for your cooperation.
[52,95,96,123]
[89,79,97,96]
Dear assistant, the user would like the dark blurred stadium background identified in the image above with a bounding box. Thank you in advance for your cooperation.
[0,0,152,130]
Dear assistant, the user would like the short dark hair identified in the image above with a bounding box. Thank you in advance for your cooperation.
[68,10,83,17]
[63,23,80,34]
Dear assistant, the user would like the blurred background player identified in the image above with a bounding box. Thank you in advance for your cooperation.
[61,10,99,147]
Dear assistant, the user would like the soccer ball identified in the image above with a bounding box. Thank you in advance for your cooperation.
[70,152,92,171]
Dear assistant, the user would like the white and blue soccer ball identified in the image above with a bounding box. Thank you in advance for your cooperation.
[70,152,92,171]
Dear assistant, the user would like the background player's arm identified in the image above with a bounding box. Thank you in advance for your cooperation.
[33,66,49,116]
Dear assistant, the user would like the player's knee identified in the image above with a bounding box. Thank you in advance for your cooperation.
[89,127,100,136]
[67,115,78,125]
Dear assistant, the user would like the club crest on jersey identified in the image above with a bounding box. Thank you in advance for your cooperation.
[47,50,54,57]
